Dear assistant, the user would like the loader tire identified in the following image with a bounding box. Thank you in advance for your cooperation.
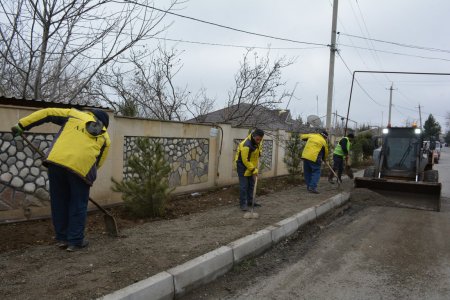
[424,170,439,183]
[363,166,376,178]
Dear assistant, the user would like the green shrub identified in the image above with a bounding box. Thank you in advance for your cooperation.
[283,132,305,181]
[112,137,172,218]
[351,133,374,167]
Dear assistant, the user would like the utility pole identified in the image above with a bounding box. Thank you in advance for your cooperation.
[316,95,319,116]
[418,104,423,128]
[387,83,394,126]
[326,0,339,132]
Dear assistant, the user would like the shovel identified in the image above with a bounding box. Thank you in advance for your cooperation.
[243,175,259,219]
[325,161,342,187]
[19,134,119,237]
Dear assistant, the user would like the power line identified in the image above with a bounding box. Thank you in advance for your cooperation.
[337,52,386,107]
[118,0,329,47]
[339,32,450,54]
[338,43,450,63]
[354,0,391,82]
[152,37,327,50]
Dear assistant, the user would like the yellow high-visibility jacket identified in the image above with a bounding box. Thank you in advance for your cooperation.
[234,134,262,176]
[300,133,328,163]
[19,108,111,185]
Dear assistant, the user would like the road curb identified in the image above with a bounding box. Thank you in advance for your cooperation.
[100,192,350,300]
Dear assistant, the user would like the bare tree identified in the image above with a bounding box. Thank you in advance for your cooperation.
[222,49,294,127]
[185,87,215,122]
[94,46,193,120]
[0,0,180,103]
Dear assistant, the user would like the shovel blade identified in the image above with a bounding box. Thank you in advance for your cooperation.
[103,214,119,237]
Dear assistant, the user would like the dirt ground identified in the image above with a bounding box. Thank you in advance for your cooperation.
[0,176,351,300]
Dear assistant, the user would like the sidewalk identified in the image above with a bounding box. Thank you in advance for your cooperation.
[0,178,352,300]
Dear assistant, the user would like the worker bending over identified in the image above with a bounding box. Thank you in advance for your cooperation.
[300,130,329,194]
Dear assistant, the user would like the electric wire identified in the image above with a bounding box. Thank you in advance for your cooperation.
[118,0,329,47]
[337,51,386,107]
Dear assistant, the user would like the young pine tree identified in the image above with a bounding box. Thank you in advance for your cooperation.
[283,133,304,181]
[112,138,172,218]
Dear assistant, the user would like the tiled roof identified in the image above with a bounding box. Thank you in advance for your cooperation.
[189,103,302,131]
[0,95,111,110]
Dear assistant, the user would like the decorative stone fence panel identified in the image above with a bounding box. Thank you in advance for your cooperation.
[123,137,209,187]
[0,132,51,211]
[232,139,273,176]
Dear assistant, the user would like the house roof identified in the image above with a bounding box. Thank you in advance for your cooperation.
[0,95,111,110]
[190,103,299,130]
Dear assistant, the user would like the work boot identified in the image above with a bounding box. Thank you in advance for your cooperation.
[308,189,320,194]
[247,202,261,207]
[55,241,68,250]
[66,240,89,252]
[240,205,249,212]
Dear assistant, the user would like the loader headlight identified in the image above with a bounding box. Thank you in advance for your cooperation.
[414,128,421,134]
[382,128,389,134]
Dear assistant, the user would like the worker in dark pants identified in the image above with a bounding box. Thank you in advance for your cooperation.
[329,133,354,183]
[234,129,264,211]
[12,108,111,252]
[300,130,329,194]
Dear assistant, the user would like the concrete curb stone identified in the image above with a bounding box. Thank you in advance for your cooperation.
[228,229,272,263]
[167,246,233,297]
[100,271,174,300]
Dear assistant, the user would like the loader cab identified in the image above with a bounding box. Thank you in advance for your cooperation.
[379,127,423,179]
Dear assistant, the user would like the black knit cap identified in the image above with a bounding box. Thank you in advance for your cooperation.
[252,128,265,137]
[347,133,355,139]
[92,109,109,128]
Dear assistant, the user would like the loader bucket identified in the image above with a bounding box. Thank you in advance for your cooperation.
[354,177,442,211]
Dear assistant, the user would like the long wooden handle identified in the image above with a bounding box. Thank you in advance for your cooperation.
[21,134,46,158]
[326,161,342,184]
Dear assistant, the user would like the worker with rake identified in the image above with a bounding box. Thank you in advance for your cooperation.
[329,133,354,184]
[11,108,111,252]
[234,129,264,211]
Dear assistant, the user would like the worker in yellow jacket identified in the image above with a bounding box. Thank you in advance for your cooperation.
[234,129,264,211]
[12,108,111,252]
[300,130,329,194]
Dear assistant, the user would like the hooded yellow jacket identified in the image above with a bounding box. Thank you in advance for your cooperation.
[300,133,328,163]
[19,108,111,185]
[234,134,262,176]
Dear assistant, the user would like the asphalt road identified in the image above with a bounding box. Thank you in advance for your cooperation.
[184,147,450,300]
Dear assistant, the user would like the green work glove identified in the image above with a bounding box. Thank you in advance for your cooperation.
[11,124,24,137]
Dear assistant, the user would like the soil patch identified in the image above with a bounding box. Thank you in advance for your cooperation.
[0,176,296,253]
[0,177,350,300]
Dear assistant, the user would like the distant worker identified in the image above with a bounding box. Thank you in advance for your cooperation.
[300,130,329,194]
[235,129,264,211]
[329,133,355,184]
[11,108,111,252]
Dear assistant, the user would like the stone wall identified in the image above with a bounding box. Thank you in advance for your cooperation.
[123,137,209,187]
[0,132,51,211]
[232,139,273,175]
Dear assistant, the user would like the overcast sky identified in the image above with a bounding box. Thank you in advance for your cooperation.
[150,0,450,129]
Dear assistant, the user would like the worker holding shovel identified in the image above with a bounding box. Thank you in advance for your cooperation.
[300,130,329,194]
[11,108,111,252]
[234,129,264,211]
[328,133,354,184]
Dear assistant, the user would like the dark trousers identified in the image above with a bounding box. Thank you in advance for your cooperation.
[48,164,90,246]
[329,154,344,181]
[303,160,321,191]
[238,175,255,207]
